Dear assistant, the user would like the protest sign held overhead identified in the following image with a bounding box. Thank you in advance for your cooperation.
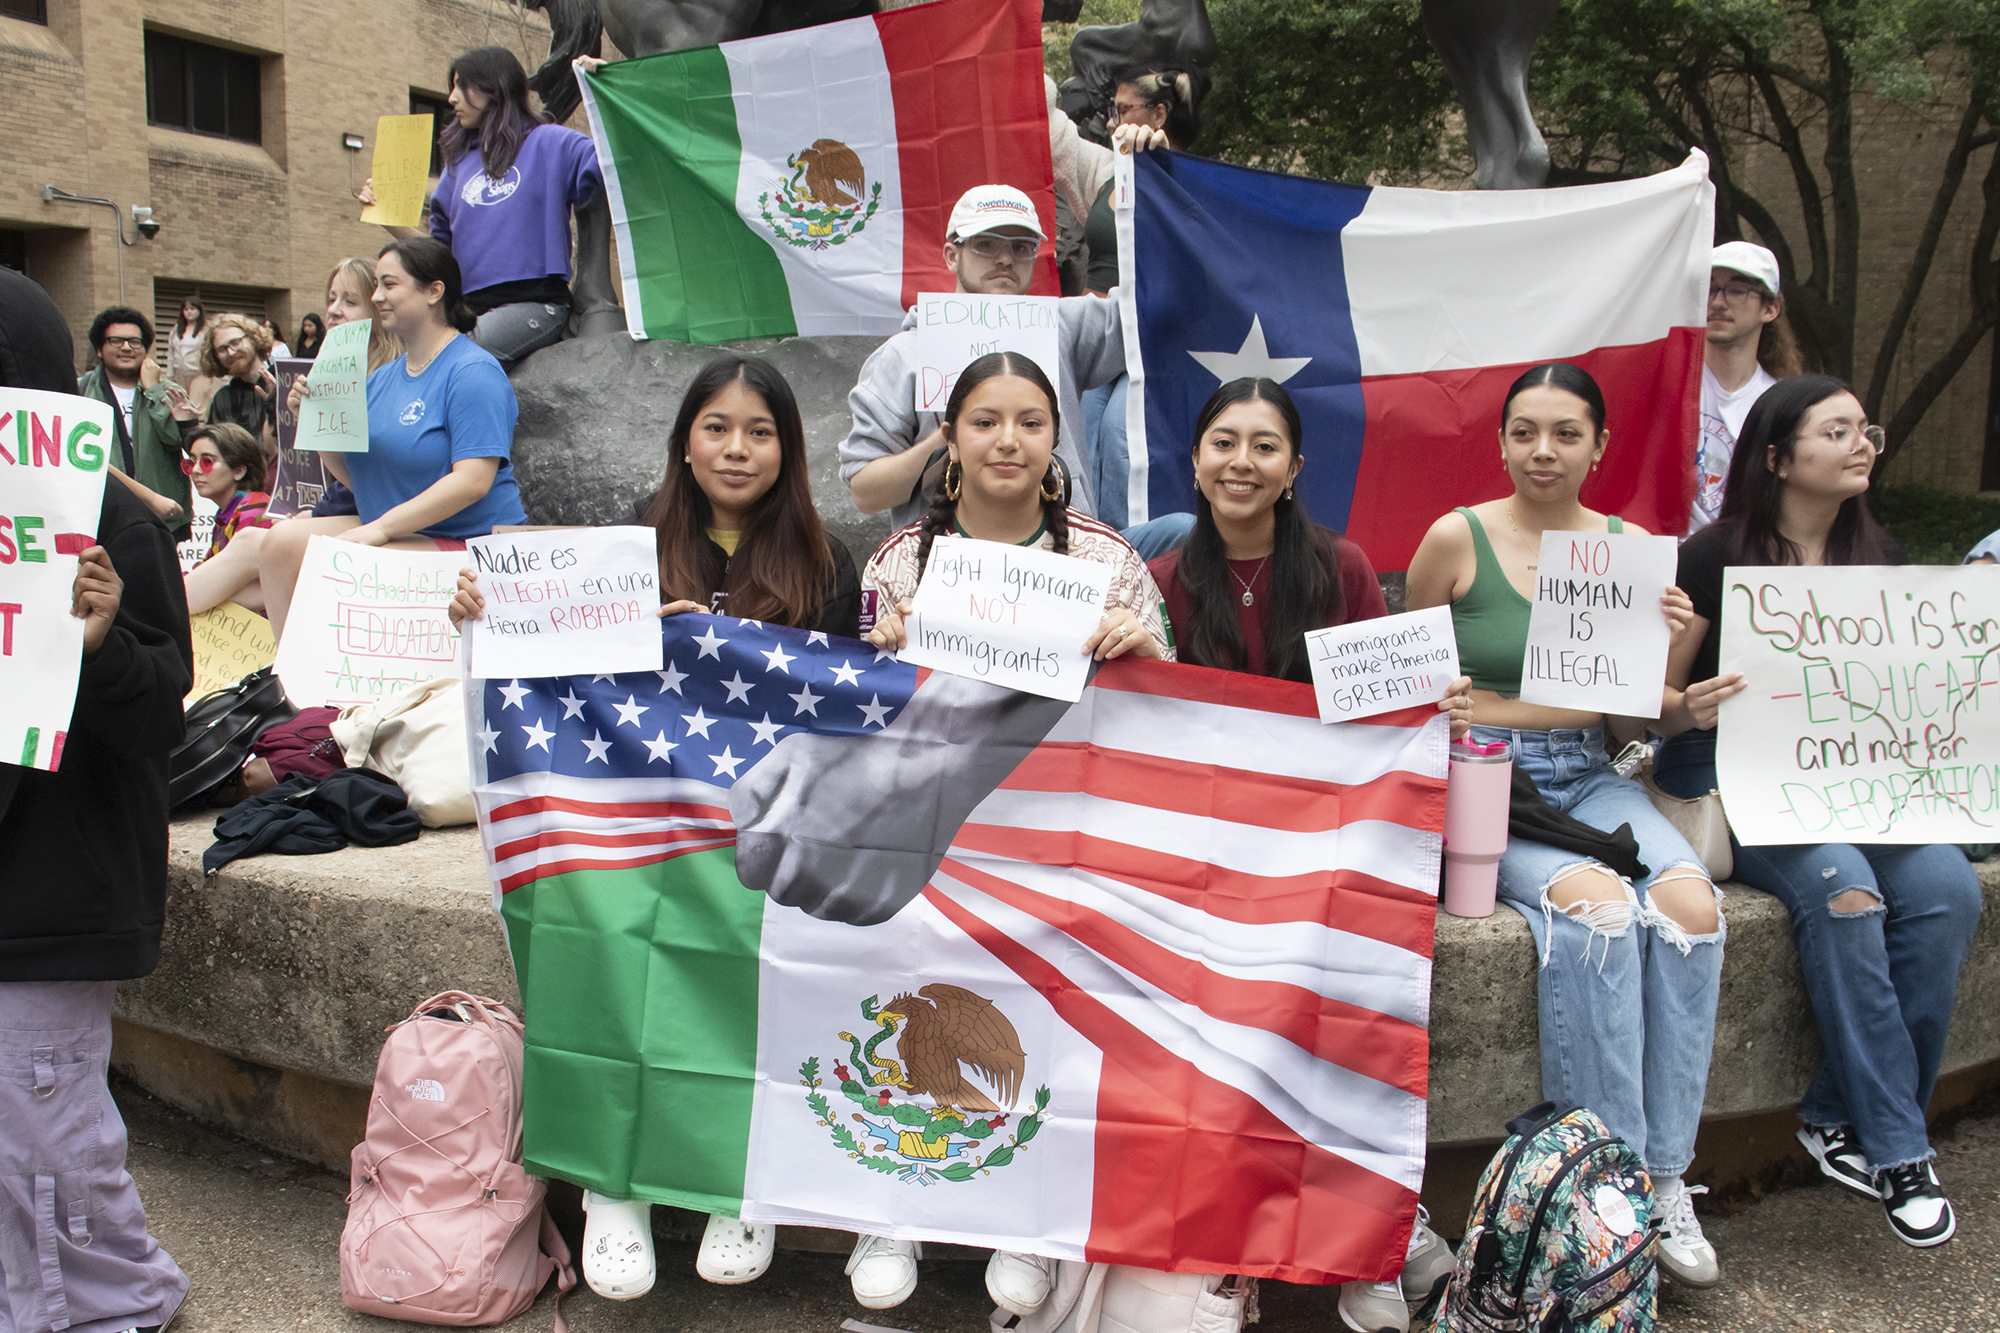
[472,616,1446,1284]
[1119,150,1712,567]
[0,389,111,770]
[911,294,1060,412]
[465,527,664,680]
[575,0,1055,344]
[272,535,461,709]
[1518,530,1678,718]
[1306,605,1458,724]
[1718,565,2000,845]
[187,602,277,702]
[358,114,436,229]
[899,537,1110,701]
[298,320,371,453]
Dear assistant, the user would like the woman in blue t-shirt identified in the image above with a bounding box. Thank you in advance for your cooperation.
[262,236,527,641]
[363,45,602,369]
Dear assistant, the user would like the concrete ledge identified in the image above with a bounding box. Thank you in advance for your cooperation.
[121,815,2000,1164]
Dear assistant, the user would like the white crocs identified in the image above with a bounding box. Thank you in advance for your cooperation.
[697,1211,776,1284]
[581,1190,656,1300]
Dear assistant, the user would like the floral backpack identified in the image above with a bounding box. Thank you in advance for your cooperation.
[1434,1102,1657,1333]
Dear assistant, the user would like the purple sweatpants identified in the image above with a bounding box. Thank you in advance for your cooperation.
[0,981,188,1333]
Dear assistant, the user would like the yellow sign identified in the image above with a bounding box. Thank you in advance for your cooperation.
[187,602,277,703]
[359,113,435,228]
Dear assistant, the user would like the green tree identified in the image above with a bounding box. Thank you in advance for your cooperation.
[1532,0,2000,465]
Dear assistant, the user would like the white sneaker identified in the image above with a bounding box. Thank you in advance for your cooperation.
[985,1249,1057,1317]
[580,1190,655,1300]
[1653,1180,1720,1288]
[1400,1206,1455,1308]
[1338,1279,1410,1333]
[846,1233,920,1309]
[696,1211,776,1284]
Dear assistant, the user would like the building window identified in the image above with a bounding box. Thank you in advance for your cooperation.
[0,0,48,24]
[145,31,262,144]
[410,91,451,179]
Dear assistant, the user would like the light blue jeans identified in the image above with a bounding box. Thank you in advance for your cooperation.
[1475,724,1724,1176]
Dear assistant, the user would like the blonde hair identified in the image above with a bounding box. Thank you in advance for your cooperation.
[326,257,406,373]
[198,314,273,379]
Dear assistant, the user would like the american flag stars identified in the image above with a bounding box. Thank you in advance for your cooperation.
[478,615,919,788]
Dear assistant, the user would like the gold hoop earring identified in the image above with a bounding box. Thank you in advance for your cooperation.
[944,459,963,502]
[1041,459,1065,503]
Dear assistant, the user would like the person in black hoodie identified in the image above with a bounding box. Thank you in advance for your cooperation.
[0,267,194,1333]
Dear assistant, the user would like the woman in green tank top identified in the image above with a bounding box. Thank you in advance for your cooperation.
[1406,362,1729,1292]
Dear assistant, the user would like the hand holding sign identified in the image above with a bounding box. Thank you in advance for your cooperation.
[897,537,1111,701]
[358,114,436,228]
[464,527,664,679]
[1518,530,1679,718]
[1306,606,1460,724]
[911,294,1061,412]
[297,320,371,452]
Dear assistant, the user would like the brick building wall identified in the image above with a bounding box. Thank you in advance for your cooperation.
[1,0,556,368]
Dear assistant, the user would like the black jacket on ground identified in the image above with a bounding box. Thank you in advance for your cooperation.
[0,270,195,981]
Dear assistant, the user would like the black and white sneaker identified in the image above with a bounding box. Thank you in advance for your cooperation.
[1797,1124,1877,1201]
[1878,1161,1956,1248]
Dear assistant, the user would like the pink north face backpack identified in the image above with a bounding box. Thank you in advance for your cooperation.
[340,991,575,1329]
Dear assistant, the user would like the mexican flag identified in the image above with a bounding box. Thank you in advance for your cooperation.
[576,0,1059,344]
[470,615,1446,1284]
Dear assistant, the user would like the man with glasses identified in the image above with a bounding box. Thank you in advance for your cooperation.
[840,183,1134,535]
[1694,241,1800,536]
[78,307,200,541]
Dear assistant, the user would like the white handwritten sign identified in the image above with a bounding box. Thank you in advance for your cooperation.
[465,526,663,679]
[911,293,1062,412]
[272,535,461,708]
[1518,529,1678,718]
[0,389,111,770]
[1305,605,1459,724]
[1718,565,2000,844]
[176,492,219,577]
[900,536,1110,701]
[298,319,371,452]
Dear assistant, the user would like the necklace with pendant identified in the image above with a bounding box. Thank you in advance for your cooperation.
[1230,555,1271,607]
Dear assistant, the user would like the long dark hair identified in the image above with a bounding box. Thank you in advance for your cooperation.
[1500,361,1607,433]
[379,238,479,334]
[915,352,1070,574]
[174,291,206,339]
[1175,378,1337,680]
[1718,373,1893,566]
[297,313,326,356]
[642,356,835,627]
[440,46,545,182]
[1114,65,1205,149]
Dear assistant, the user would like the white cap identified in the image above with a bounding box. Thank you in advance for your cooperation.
[947,185,1045,242]
[1711,241,1781,295]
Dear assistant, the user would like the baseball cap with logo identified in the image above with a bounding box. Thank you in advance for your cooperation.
[1710,241,1781,296]
[947,185,1046,242]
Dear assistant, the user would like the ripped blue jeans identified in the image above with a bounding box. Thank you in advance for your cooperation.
[1657,730,1982,1170]
[1476,725,1724,1177]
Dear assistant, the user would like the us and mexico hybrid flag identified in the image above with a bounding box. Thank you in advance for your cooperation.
[575,0,1056,344]
[1118,150,1717,568]
[470,615,1447,1283]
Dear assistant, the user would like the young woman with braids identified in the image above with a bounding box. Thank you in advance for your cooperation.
[851,351,1164,1320]
[865,350,1169,667]
[448,353,856,1304]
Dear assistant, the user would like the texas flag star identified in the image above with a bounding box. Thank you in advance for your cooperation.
[761,643,796,675]
[857,694,892,728]
[656,663,688,695]
[581,731,613,764]
[522,718,555,752]
[709,746,746,779]
[642,731,678,763]
[1188,314,1312,386]
[683,707,717,739]
[558,690,587,720]
[693,626,728,660]
[829,660,864,687]
[498,680,530,711]
[748,713,784,747]
[613,695,649,728]
[788,684,822,717]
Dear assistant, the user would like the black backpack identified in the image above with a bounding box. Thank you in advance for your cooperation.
[170,666,298,808]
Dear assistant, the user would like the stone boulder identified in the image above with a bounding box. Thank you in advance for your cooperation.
[507,331,898,565]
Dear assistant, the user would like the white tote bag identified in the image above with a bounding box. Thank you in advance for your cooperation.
[331,677,475,828]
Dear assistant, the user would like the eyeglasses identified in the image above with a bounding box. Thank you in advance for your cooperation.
[1799,422,1886,455]
[959,235,1040,263]
[102,336,147,350]
[1708,282,1763,304]
[180,454,224,475]
[1111,101,1150,120]
[214,335,252,355]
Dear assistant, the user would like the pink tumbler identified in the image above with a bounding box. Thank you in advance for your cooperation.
[1443,739,1513,918]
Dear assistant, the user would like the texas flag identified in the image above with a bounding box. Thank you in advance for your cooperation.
[1117,150,1715,568]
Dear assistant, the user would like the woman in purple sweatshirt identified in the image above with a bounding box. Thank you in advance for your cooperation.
[363,45,603,369]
